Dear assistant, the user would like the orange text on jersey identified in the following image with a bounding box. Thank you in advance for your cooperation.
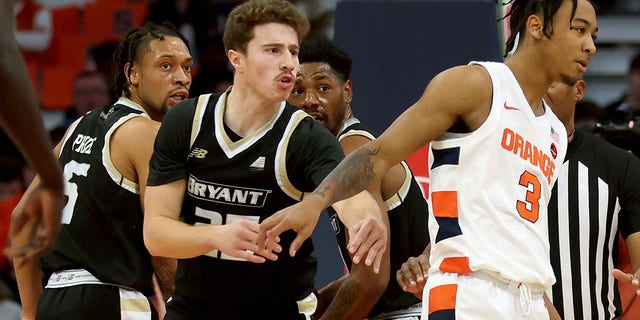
[500,128,556,184]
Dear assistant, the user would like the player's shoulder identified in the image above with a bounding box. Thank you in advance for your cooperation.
[423,63,492,118]
[430,64,491,96]
[169,93,223,116]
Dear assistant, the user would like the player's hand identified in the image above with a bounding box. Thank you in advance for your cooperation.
[258,200,323,258]
[347,216,387,274]
[6,183,64,262]
[396,247,430,299]
[216,219,282,263]
[613,268,640,296]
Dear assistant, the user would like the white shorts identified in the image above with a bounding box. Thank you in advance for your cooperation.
[422,272,548,319]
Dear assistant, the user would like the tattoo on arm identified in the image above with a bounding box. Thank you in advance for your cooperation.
[312,147,380,204]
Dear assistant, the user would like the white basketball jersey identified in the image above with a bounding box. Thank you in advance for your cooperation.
[427,61,567,288]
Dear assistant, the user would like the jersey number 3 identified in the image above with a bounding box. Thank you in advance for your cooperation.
[517,171,541,223]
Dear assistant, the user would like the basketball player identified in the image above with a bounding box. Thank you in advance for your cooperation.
[260,0,598,318]
[0,0,64,260]
[397,79,640,319]
[288,36,429,319]
[143,1,386,319]
[12,22,193,319]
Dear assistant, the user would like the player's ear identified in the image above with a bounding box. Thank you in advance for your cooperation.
[526,14,544,40]
[343,79,353,104]
[125,62,139,86]
[575,80,586,101]
[228,49,243,73]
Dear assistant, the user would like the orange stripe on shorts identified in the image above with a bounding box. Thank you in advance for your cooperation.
[431,191,458,218]
[439,256,472,274]
[429,284,458,314]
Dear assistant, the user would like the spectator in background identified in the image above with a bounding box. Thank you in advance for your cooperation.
[189,34,233,96]
[210,0,247,35]
[146,0,219,65]
[89,40,120,90]
[64,70,112,126]
[291,0,336,39]
[604,52,640,123]
[14,0,53,55]
[574,99,604,129]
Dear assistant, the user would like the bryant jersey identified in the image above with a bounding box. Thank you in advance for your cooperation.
[40,97,154,296]
[427,61,567,288]
[328,118,429,317]
[147,92,344,317]
[548,129,640,319]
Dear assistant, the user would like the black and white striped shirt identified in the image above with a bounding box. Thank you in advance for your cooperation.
[548,129,640,320]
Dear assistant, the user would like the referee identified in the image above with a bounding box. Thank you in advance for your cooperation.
[545,80,640,320]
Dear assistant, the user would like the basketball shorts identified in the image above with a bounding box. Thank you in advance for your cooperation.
[421,272,548,319]
[165,290,317,320]
[36,284,158,320]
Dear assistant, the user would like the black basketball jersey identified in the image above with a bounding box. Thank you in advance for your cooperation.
[548,129,640,319]
[147,92,345,317]
[40,98,155,296]
[328,118,430,317]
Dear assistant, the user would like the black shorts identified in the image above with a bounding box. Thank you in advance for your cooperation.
[165,292,307,320]
[36,284,158,320]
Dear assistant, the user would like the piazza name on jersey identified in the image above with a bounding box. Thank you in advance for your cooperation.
[500,128,556,184]
[72,133,97,155]
[187,176,271,207]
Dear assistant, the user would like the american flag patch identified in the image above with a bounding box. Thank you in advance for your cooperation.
[551,127,560,144]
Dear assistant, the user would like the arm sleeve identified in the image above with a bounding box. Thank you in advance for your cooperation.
[147,100,196,186]
[287,117,345,192]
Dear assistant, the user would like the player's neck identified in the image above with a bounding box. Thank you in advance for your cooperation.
[224,88,282,137]
[505,56,549,116]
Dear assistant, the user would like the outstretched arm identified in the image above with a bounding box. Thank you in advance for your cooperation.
[258,65,492,269]
[1,0,64,260]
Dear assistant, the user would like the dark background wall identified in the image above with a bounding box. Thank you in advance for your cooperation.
[313,0,503,288]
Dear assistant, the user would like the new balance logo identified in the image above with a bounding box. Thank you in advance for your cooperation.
[249,156,266,171]
[503,101,519,110]
[189,148,208,159]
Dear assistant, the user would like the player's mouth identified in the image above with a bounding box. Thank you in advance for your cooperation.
[168,89,189,105]
[576,59,589,73]
[278,74,295,90]
[306,111,324,122]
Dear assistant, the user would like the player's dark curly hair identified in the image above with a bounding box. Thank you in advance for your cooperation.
[112,21,190,97]
[299,36,352,83]
[502,0,578,57]
[223,0,309,54]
